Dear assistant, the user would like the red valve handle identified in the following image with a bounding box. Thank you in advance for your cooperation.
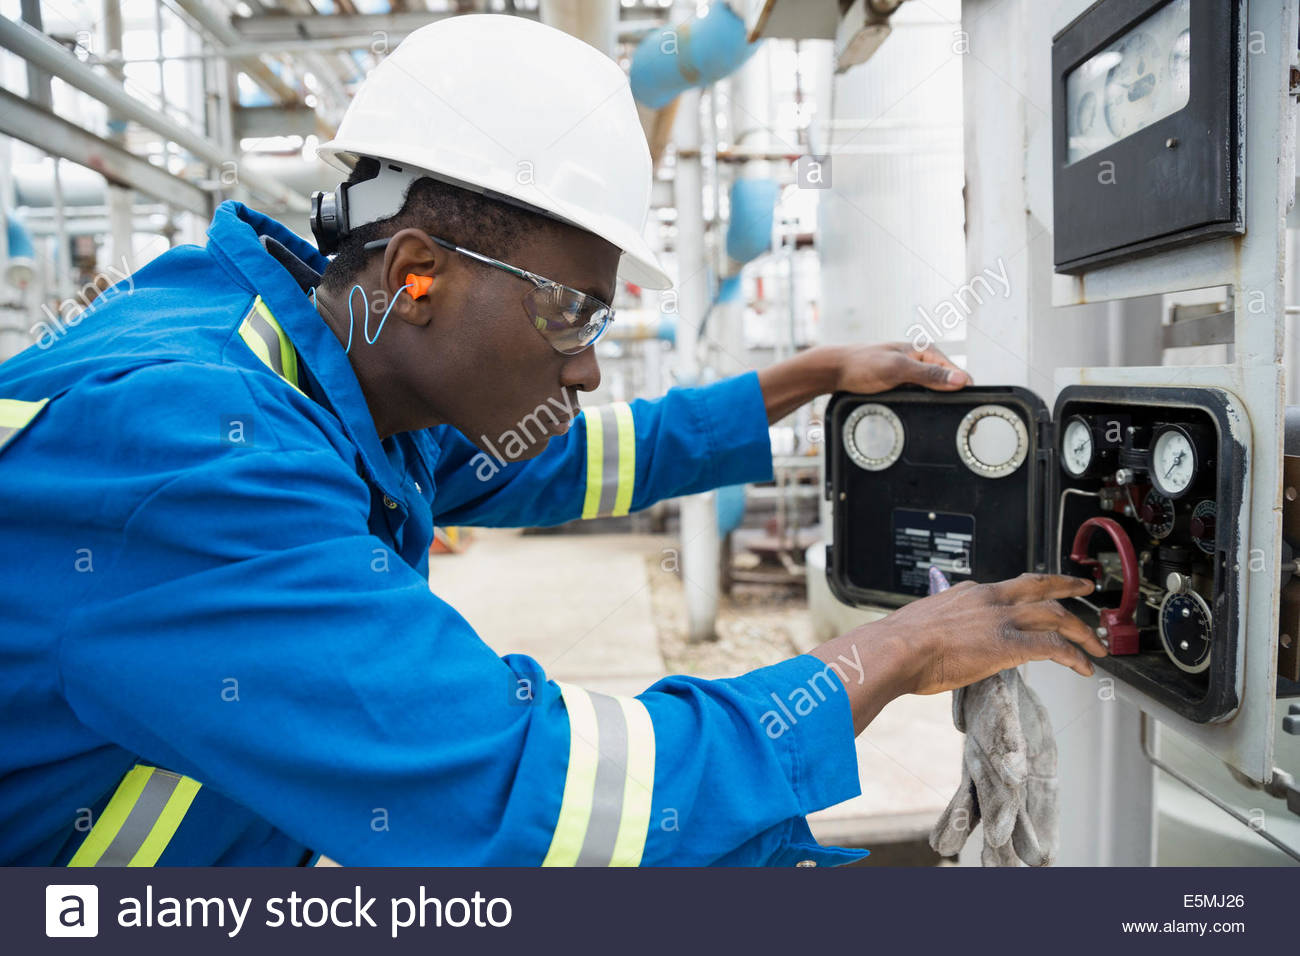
[1068,516,1140,655]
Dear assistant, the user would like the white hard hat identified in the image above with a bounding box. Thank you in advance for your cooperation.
[318,14,671,290]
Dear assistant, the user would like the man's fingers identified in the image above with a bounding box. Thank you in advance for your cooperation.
[1017,630,1095,677]
[892,351,969,390]
[986,572,1096,606]
[1011,600,1109,657]
[896,342,965,375]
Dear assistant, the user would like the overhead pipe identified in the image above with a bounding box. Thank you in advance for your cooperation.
[0,16,311,213]
[169,0,301,107]
[0,89,210,216]
[629,2,760,109]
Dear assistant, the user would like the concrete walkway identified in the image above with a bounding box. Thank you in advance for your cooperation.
[428,527,963,853]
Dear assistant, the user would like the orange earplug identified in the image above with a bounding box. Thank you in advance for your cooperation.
[405,273,434,299]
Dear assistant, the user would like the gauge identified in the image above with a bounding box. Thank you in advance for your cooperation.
[1060,415,1094,477]
[1104,31,1159,139]
[843,403,905,472]
[1159,588,1212,674]
[1149,424,1199,499]
[1139,489,1175,539]
[1063,0,1192,163]
[956,405,1029,479]
[1190,499,1216,554]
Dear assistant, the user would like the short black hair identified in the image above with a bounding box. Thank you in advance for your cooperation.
[319,157,564,292]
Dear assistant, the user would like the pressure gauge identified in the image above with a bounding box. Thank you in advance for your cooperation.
[1060,414,1095,477]
[1139,490,1175,539]
[1159,588,1213,674]
[956,405,1029,479]
[1190,499,1216,554]
[1149,424,1202,499]
[842,403,905,472]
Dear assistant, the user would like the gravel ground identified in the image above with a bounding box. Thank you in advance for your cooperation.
[646,554,815,677]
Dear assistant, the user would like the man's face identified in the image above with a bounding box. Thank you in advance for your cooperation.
[424,223,621,461]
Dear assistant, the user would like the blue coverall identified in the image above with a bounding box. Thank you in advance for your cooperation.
[0,201,865,866]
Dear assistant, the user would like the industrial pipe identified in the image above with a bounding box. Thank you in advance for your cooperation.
[0,16,311,213]
[629,2,759,109]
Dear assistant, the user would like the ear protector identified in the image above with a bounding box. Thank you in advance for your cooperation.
[309,189,346,256]
[405,273,433,299]
[310,163,425,256]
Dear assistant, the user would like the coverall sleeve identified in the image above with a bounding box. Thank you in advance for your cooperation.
[56,423,862,865]
[428,370,775,528]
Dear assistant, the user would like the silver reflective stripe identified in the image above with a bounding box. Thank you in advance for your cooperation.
[596,409,621,516]
[542,683,655,867]
[575,692,629,866]
[245,310,285,379]
[0,424,16,452]
[95,770,183,867]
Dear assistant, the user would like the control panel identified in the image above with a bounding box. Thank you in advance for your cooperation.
[825,383,1249,723]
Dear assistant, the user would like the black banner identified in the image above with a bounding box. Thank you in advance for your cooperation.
[6,865,1290,953]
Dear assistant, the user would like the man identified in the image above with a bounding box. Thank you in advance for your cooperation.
[0,15,1104,866]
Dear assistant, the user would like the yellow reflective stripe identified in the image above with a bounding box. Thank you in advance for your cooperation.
[68,766,201,867]
[238,296,304,395]
[255,299,300,389]
[0,397,49,454]
[611,402,636,517]
[581,403,637,519]
[128,775,200,866]
[68,766,152,866]
[542,683,600,866]
[609,696,655,866]
[0,397,47,430]
[581,407,605,519]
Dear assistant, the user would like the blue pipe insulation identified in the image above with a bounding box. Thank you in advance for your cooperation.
[6,214,34,261]
[725,178,780,264]
[716,273,744,303]
[629,2,760,110]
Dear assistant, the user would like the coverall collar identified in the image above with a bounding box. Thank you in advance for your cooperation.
[206,200,408,504]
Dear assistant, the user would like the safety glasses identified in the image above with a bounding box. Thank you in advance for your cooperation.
[363,233,615,354]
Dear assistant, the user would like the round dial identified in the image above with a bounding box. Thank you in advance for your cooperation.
[1061,415,1095,477]
[843,404,905,472]
[1105,32,1160,139]
[1190,499,1217,554]
[1159,589,1213,674]
[1149,425,1198,498]
[956,405,1029,479]
[1140,490,1175,539]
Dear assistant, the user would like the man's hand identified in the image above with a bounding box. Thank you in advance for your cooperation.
[834,342,971,394]
[756,342,970,424]
[811,573,1107,735]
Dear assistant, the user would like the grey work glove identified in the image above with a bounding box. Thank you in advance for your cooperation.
[929,668,1059,866]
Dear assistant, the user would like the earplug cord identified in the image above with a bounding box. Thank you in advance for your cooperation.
[310,281,415,354]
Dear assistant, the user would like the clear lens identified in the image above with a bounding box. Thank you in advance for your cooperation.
[524,283,612,354]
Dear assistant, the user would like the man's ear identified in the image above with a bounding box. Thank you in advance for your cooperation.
[382,228,443,327]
